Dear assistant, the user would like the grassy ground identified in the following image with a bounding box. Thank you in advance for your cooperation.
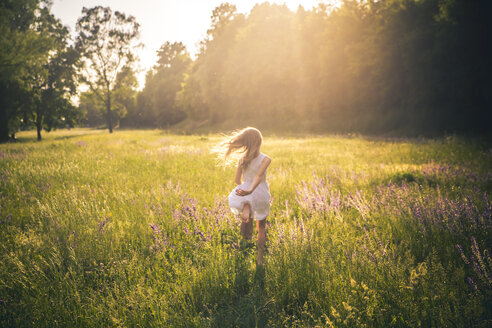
[0,128,491,327]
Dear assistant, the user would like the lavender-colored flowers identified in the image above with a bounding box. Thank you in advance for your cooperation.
[295,174,343,220]
[150,223,168,252]
[457,237,492,291]
[456,244,469,264]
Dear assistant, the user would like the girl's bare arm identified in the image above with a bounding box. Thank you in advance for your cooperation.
[234,163,243,185]
[236,157,271,196]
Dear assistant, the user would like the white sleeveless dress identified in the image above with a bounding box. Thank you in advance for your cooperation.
[228,153,271,220]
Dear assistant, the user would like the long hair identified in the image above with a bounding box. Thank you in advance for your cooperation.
[212,127,263,169]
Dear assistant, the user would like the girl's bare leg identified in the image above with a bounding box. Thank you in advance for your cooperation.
[256,219,266,265]
[240,203,253,240]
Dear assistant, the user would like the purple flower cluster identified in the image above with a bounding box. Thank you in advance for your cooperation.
[173,194,201,224]
[456,237,491,292]
[297,173,491,234]
[273,211,311,246]
[373,182,491,233]
[170,194,236,247]
[288,217,310,241]
[295,175,343,219]
[149,223,168,252]
[421,163,491,184]
[295,174,380,221]
[347,189,371,219]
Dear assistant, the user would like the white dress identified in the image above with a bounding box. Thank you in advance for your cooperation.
[228,152,271,220]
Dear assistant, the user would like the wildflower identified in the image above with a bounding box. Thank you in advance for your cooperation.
[467,277,478,291]
[195,229,207,241]
[470,237,491,284]
[150,223,167,252]
[98,216,110,234]
[456,244,469,264]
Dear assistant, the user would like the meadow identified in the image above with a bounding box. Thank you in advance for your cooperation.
[0,129,491,327]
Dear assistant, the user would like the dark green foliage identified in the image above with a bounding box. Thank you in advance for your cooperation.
[0,0,78,141]
[123,42,191,128]
[170,0,491,135]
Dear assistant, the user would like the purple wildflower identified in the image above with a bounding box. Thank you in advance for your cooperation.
[149,223,167,252]
[98,216,109,234]
[467,277,478,291]
[456,244,469,264]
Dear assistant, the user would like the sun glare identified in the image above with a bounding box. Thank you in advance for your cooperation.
[52,0,336,89]
[135,0,324,88]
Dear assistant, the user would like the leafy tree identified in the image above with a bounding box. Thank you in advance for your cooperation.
[135,42,191,127]
[80,66,138,128]
[26,5,79,140]
[78,90,104,127]
[75,6,140,133]
[112,66,138,127]
[181,3,244,124]
[0,0,55,141]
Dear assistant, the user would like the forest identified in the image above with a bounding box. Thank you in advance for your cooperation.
[1,0,491,141]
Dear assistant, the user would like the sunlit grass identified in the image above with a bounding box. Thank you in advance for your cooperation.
[1,129,490,327]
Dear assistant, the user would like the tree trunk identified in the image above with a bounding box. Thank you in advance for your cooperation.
[36,107,42,141]
[36,122,42,141]
[0,107,9,143]
[107,94,113,133]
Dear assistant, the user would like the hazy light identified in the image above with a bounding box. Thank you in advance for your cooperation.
[52,0,324,89]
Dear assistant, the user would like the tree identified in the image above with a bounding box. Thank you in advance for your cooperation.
[75,6,140,133]
[80,66,137,128]
[180,3,244,124]
[136,42,191,127]
[26,5,79,140]
[112,66,138,127]
[0,0,54,141]
[78,90,104,127]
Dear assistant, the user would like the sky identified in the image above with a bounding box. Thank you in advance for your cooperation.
[51,0,323,88]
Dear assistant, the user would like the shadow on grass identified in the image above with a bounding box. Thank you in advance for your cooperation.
[204,250,272,328]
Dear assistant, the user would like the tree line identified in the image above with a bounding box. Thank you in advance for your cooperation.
[1,0,491,142]
[0,1,139,141]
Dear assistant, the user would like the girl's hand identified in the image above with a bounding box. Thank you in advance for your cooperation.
[235,188,252,196]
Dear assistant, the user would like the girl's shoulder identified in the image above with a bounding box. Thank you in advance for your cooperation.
[260,152,271,161]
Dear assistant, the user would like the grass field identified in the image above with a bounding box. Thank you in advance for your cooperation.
[0,129,491,327]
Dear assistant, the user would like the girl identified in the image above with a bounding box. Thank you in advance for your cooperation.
[215,127,271,266]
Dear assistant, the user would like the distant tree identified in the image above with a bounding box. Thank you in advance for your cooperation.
[180,3,244,124]
[112,66,138,127]
[81,66,138,128]
[79,90,104,127]
[75,6,140,133]
[137,42,191,127]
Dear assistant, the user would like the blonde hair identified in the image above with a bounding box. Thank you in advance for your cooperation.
[213,127,263,169]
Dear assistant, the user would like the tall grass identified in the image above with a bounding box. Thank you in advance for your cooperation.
[0,129,490,327]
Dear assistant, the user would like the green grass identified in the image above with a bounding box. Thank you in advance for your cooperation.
[1,129,491,327]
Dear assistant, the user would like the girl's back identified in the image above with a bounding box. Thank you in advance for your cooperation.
[243,153,269,183]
